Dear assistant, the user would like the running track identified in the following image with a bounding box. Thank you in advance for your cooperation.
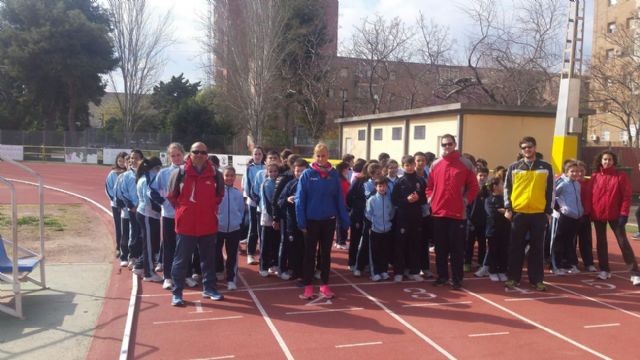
[3,162,640,359]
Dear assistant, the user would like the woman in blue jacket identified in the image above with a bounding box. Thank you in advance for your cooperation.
[296,143,350,299]
[242,147,265,265]
[105,152,128,259]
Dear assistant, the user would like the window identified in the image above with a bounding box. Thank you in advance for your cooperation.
[357,129,366,141]
[414,125,426,140]
[606,49,615,60]
[339,67,349,78]
[627,17,636,29]
[327,88,334,98]
[357,86,368,99]
[607,22,617,33]
[620,130,629,141]
[602,131,610,141]
[340,89,348,100]
[374,128,383,141]
[390,71,397,80]
[392,127,402,140]
[608,0,617,6]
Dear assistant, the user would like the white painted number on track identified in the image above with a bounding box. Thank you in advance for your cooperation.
[404,288,437,300]
[581,279,616,290]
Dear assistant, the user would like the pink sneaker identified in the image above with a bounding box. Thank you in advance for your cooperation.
[319,285,335,299]
[299,285,314,300]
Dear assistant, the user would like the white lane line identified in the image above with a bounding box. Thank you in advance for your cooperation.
[6,179,142,360]
[335,341,383,348]
[237,271,294,360]
[285,307,364,315]
[504,295,568,302]
[153,316,242,325]
[546,282,640,320]
[188,356,235,360]
[119,273,138,360]
[331,270,457,360]
[402,301,472,308]
[461,288,613,360]
[195,300,204,313]
[598,290,640,297]
[584,323,620,329]
[468,332,510,337]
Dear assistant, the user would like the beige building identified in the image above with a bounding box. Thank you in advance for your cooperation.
[337,103,593,168]
[589,0,640,146]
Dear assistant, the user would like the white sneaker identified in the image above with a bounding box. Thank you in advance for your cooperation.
[371,274,382,282]
[314,269,322,280]
[216,272,225,281]
[132,268,144,277]
[421,270,435,278]
[474,266,490,277]
[127,259,135,270]
[162,279,174,290]
[586,265,598,272]
[239,239,248,245]
[335,243,348,250]
[353,270,362,277]
[119,261,128,267]
[143,273,163,282]
[279,272,291,280]
[185,277,198,288]
[259,270,269,277]
[155,263,163,273]
[429,246,435,253]
[394,274,403,283]
[410,274,424,282]
[597,271,611,280]
[567,266,580,274]
[631,275,640,286]
[381,272,390,280]
[192,273,201,282]
[489,273,500,282]
[552,268,567,276]
[247,255,258,265]
[269,266,278,275]
[227,281,237,290]
[347,265,354,272]
[498,273,508,281]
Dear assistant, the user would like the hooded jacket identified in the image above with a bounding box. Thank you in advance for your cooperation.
[171,158,222,236]
[555,174,583,219]
[504,158,554,215]
[590,166,631,221]
[365,191,395,233]
[295,165,350,230]
[426,151,479,220]
[218,184,245,233]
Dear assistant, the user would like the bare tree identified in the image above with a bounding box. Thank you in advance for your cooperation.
[436,0,563,106]
[106,0,172,145]
[211,0,289,147]
[346,15,413,114]
[589,25,640,147]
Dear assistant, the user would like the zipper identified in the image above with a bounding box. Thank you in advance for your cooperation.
[226,186,230,233]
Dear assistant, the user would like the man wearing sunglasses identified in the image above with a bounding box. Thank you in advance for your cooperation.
[168,142,224,306]
[426,134,479,290]
[504,136,554,291]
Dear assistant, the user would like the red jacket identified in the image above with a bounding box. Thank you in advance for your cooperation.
[174,158,223,236]
[590,167,631,222]
[426,151,479,220]
[578,178,592,216]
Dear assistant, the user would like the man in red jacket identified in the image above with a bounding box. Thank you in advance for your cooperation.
[426,134,479,289]
[169,142,224,306]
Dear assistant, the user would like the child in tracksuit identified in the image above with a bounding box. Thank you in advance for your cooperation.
[354,163,384,276]
[365,177,395,281]
[346,167,368,273]
[484,176,510,281]
[259,162,280,277]
[135,157,163,282]
[391,155,427,282]
[278,158,309,281]
[576,161,597,272]
[216,166,245,290]
[551,160,584,274]
[467,167,489,275]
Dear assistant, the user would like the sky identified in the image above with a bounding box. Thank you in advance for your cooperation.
[106,0,595,91]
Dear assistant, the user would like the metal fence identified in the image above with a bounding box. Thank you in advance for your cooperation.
[0,129,236,153]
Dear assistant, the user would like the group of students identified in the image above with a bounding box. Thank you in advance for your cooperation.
[106,137,640,305]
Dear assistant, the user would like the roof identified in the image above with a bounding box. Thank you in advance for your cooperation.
[334,103,596,124]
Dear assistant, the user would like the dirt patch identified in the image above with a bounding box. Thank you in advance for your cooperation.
[0,204,112,263]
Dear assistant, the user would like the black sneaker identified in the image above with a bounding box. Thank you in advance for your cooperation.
[451,281,462,290]
[433,278,448,286]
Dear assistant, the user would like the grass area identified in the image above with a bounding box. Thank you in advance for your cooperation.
[0,207,66,233]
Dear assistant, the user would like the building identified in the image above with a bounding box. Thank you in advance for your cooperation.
[336,103,593,167]
[589,0,640,146]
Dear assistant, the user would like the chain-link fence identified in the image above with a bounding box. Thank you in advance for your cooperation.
[0,129,236,152]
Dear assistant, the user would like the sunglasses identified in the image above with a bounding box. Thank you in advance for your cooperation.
[520,145,534,150]
[191,150,208,155]
[441,142,455,147]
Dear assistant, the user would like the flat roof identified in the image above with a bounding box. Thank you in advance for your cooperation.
[334,103,595,124]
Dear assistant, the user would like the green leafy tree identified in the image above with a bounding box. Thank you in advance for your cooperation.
[151,73,201,128]
[0,0,117,137]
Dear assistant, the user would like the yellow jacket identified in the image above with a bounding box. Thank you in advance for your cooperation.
[504,159,554,214]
